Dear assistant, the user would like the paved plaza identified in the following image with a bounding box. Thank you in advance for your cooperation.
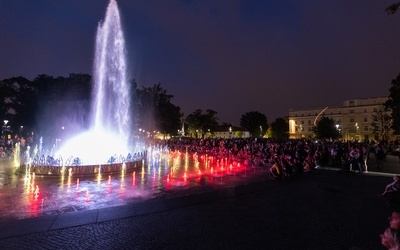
[0,155,400,249]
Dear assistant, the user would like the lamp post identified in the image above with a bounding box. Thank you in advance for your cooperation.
[2,120,9,138]
[335,124,341,141]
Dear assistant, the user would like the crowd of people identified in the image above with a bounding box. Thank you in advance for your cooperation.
[161,137,396,179]
[166,137,400,249]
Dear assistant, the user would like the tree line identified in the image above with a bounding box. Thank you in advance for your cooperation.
[0,74,290,140]
[2,72,400,141]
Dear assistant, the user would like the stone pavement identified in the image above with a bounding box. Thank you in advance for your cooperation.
[1,156,400,249]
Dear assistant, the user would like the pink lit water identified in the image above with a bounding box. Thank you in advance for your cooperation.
[0,153,269,220]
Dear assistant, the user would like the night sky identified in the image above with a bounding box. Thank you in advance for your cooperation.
[1,0,400,125]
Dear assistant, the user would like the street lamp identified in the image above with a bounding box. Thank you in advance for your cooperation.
[2,120,9,136]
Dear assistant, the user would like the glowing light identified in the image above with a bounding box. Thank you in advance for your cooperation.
[183,172,187,182]
[34,185,39,201]
[97,165,102,184]
[85,190,90,202]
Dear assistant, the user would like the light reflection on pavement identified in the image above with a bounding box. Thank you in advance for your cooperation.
[0,153,269,221]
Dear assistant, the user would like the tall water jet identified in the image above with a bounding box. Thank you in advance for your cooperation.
[56,0,131,164]
[92,0,130,138]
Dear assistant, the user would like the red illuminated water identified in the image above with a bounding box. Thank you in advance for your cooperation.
[0,151,269,220]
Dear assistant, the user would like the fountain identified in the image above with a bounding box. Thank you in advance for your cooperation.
[18,0,144,175]
[56,0,131,165]
[0,0,271,222]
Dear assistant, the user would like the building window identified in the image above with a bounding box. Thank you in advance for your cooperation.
[308,120,311,125]
[349,100,354,106]
[308,127,312,131]
[364,126,368,131]
[350,110,354,114]
[339,111,341,114]
[364,117,368,122]
[374,108,377,112]
[295,121,298,125]
[350,118,355,123]
[364,109,367,113]
[301,120,304,124]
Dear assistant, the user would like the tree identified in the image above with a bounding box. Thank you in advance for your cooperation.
[240,111,268,138]
[386,2,400,14]
[269,117,289,139]
[32,74,92,138]
[185,109,219,138]
[370,105,391,141]
[135,83,183,137]
[313,116,339,140]
[0,76,37,131]
[385,73,400,134]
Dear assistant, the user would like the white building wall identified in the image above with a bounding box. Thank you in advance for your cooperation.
[288,97,390,141]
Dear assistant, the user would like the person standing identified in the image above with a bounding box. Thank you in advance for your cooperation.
[376,144,385,170]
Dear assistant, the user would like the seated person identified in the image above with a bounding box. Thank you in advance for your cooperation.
[380,227,400,250]
[389,210,400,230]
[269,160,282,179]
[379,175,400,196]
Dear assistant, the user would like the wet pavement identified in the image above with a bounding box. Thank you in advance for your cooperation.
[0,152,268,220]
[0,154,400,249]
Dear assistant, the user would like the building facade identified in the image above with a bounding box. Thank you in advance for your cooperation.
[288,97,392,142]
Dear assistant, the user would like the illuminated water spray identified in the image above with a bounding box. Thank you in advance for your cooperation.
[56,0,131,163]
[92,0,130,138]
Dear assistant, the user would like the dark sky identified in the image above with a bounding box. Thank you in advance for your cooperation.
[1,0,400,125]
